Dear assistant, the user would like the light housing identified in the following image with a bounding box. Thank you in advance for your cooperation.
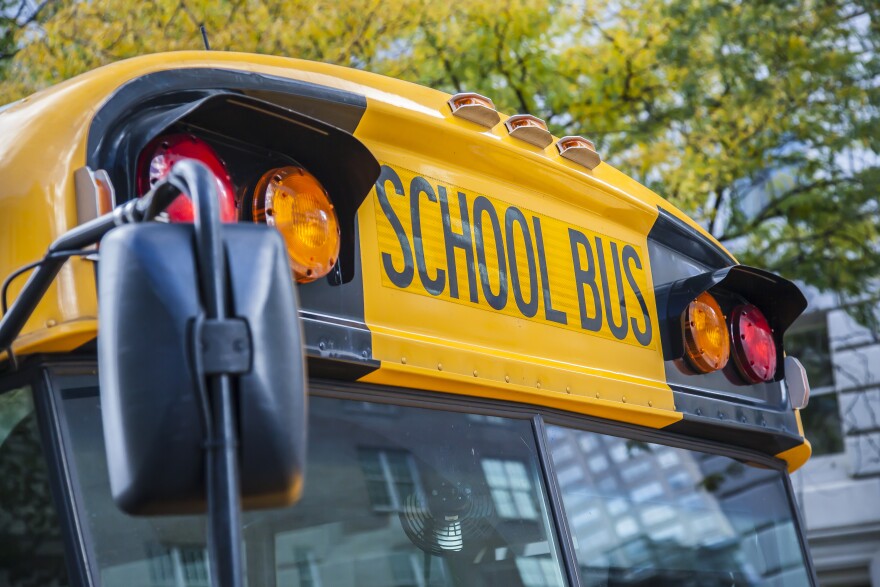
[556,136,601,170]
[448,93,501,128]
[252,166,340,283]
[137,134,237,223]
[784,356,810,409]
[730,304,777,383]
[682,292,730,373]
[504,114,553,148]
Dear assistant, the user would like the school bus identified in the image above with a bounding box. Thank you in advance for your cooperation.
[0,52,816,587]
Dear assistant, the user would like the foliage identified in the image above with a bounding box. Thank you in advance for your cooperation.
[1,0,879,300]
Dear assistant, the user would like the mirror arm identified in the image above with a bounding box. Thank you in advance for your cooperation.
[163,160,245,587]
[0,188,172,353]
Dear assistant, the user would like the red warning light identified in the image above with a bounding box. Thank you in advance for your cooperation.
[137,134,237,223]
[730,304,777,384]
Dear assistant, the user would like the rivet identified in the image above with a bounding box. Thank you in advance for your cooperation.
[648,401,653,407]
[718,412,725,420]
[536,382,541,389]
[595,392,600,399]
[438,363,443,371]
[741,416,747,423]
[361,350,369,358]
[621,396,627,403]
[318,342,325,350]
[46,319,57,327]
[565,386,571,394]
[695,408,702,416]
[504,375,510,383]
[473,370,478,377]
[401,357,407,364]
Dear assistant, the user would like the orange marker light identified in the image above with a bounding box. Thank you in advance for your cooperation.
[252,166,340,283]
[682,292,730,373]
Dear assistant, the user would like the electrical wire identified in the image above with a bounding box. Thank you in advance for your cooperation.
[1,249,95,370]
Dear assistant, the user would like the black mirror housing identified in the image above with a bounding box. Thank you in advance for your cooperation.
[98,222,306,515]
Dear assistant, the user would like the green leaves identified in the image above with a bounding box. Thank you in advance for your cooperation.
[1,0,878,303]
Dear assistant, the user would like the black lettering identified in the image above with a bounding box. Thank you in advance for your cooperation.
[623,245,653,346]
[568,229,603,331]
[376,165,414,288]
[438,187,479,302]
[596,238,628,340]
[410,177,446,295]
[505,207,539,318]
[532,217,567,325]
[473,196,508,310]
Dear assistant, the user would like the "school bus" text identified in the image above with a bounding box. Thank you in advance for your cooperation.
[373,165,655,348]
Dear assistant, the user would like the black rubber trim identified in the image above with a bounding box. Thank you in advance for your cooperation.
[87,67,368,167]
[306,356,379,381]
[663,412,803,455]
[648,208,734,269]
[32,366,96,587]
[532,416,583,587]
[782,466,822,585]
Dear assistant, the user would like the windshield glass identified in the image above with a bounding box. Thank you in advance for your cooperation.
[56,375,567,587]
[546,424,812,586]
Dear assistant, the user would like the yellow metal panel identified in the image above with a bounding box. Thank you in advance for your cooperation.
[355,96,680,427]
[776,440,812,473]
[0,319,97,358]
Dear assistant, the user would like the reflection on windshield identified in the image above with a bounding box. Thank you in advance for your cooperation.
[0,387,70,586]
[547,425,811,586]
[57,379,567,587]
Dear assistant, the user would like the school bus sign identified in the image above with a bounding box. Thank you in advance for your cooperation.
[374,164,655,349]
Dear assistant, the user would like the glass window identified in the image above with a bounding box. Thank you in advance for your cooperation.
[784,313,833,388]
[799,393,844,456]
[482,459,539,520]
[0,386,70,586]
[358,448,422,511]
[54,376,567,587]
[548,424,812,586]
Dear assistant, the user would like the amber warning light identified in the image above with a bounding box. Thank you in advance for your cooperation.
[252,166,340,283]
[682,292,730,374]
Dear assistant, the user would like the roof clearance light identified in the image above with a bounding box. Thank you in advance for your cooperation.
[731,304,777,383]
[556,136,602,170]
[504,114,553,148]
[137,134,237,223]
[682,292,730,373]
[448,92,501,128]
[252,166,340,283]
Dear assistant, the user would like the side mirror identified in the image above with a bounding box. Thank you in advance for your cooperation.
[97,201,306,515]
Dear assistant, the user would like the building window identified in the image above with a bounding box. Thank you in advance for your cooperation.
[482,459,538,519]
[148,545,210,587]
[358,448,421,511]
[785,311,844,456]
[799,393,844,456]
[785,312,833,389]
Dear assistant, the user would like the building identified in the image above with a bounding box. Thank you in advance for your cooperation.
[788,291,880,586]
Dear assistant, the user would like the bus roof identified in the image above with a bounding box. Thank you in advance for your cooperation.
[0,52,810,471]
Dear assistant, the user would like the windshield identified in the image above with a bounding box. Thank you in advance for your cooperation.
[55,375,567,587]
[546,425,812,586]
[51,373,812,587]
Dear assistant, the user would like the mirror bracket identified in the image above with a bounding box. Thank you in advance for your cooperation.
[195,316,252,376]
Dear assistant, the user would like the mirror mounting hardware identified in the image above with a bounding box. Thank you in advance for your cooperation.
[196,317,252,376]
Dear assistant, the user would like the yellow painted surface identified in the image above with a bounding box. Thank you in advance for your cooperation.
[0,52,811,461]
[777,439,812,472]
[355,95,679,428]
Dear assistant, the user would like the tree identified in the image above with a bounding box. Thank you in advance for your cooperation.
[1,0,879,302]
